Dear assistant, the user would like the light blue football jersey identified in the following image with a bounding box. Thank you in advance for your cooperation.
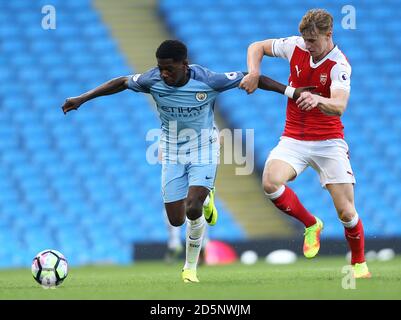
[127,64,244,162]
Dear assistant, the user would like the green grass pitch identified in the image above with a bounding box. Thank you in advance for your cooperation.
[0,256,400,299]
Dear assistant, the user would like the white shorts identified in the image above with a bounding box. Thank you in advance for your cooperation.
[266,137,356,188]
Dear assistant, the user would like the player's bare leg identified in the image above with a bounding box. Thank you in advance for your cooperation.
[165,200,186,227]
[181,186,209,283]
[326,183,371,278]
[263,160,322,258]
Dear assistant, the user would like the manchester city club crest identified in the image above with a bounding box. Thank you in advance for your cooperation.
[195,92,207,102]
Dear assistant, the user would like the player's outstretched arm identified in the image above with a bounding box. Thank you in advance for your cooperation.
[62,76,129,114]
[257,75,316,100]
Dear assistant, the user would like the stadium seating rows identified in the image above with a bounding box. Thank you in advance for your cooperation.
[159,0,401,237]
[0,0,244,268]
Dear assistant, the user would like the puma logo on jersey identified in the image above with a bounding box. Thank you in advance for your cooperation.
[295,65,302,77]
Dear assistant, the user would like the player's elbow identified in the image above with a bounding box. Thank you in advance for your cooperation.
[332,109,343,117]
[248,41,264,54]
[325,100,347,116]
[120,76,129,89]
[321,104,345,117]
[336,103,347,116]
[328,107,344,117]
[330,93,349,116]
[248,41,259,49]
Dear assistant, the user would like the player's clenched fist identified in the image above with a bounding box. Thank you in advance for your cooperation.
[239,73,259,94]
[62,97,84,114]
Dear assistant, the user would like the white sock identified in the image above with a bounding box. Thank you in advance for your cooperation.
[168,223,182,250]
[264,185,285,200]
[340,212,359,229]
[202,227,209,249]
[184,215,206,270]
[164,209,182,250]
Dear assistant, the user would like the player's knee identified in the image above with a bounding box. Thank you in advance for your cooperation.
[263,170,285,194]
[185,199,203,220]
[338,208,357,222]
[263,177,283,194]
[168,216,185,227]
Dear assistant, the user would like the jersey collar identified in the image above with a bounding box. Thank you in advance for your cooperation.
[309,45,339,68]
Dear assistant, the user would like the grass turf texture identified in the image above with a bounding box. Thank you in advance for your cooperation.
[0,256,400,299]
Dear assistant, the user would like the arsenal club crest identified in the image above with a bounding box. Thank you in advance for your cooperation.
[320,73,328,85]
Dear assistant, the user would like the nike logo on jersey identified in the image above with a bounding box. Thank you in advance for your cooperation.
[295,65,302,77]
[158,93,170,97]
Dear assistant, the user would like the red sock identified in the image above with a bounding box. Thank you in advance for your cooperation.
[344,219,366,264]
[272,186,316,227]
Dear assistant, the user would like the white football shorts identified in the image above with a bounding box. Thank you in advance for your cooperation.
[266,137,356,187]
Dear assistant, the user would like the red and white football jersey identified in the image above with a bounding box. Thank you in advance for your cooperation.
[272,36,351,140]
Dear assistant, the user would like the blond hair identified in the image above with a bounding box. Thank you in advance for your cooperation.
[299,9,333,37]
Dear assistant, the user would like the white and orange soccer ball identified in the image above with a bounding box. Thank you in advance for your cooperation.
[31,249,68,288]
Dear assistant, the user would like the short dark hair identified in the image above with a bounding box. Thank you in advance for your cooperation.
[156,40,187,62]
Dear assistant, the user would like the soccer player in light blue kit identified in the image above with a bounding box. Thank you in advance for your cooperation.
[62,40,312,282]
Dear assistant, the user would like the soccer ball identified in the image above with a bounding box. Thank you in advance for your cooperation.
[31,249,68,288]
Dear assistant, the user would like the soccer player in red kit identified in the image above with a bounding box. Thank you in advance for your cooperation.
[239,9,371,278]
